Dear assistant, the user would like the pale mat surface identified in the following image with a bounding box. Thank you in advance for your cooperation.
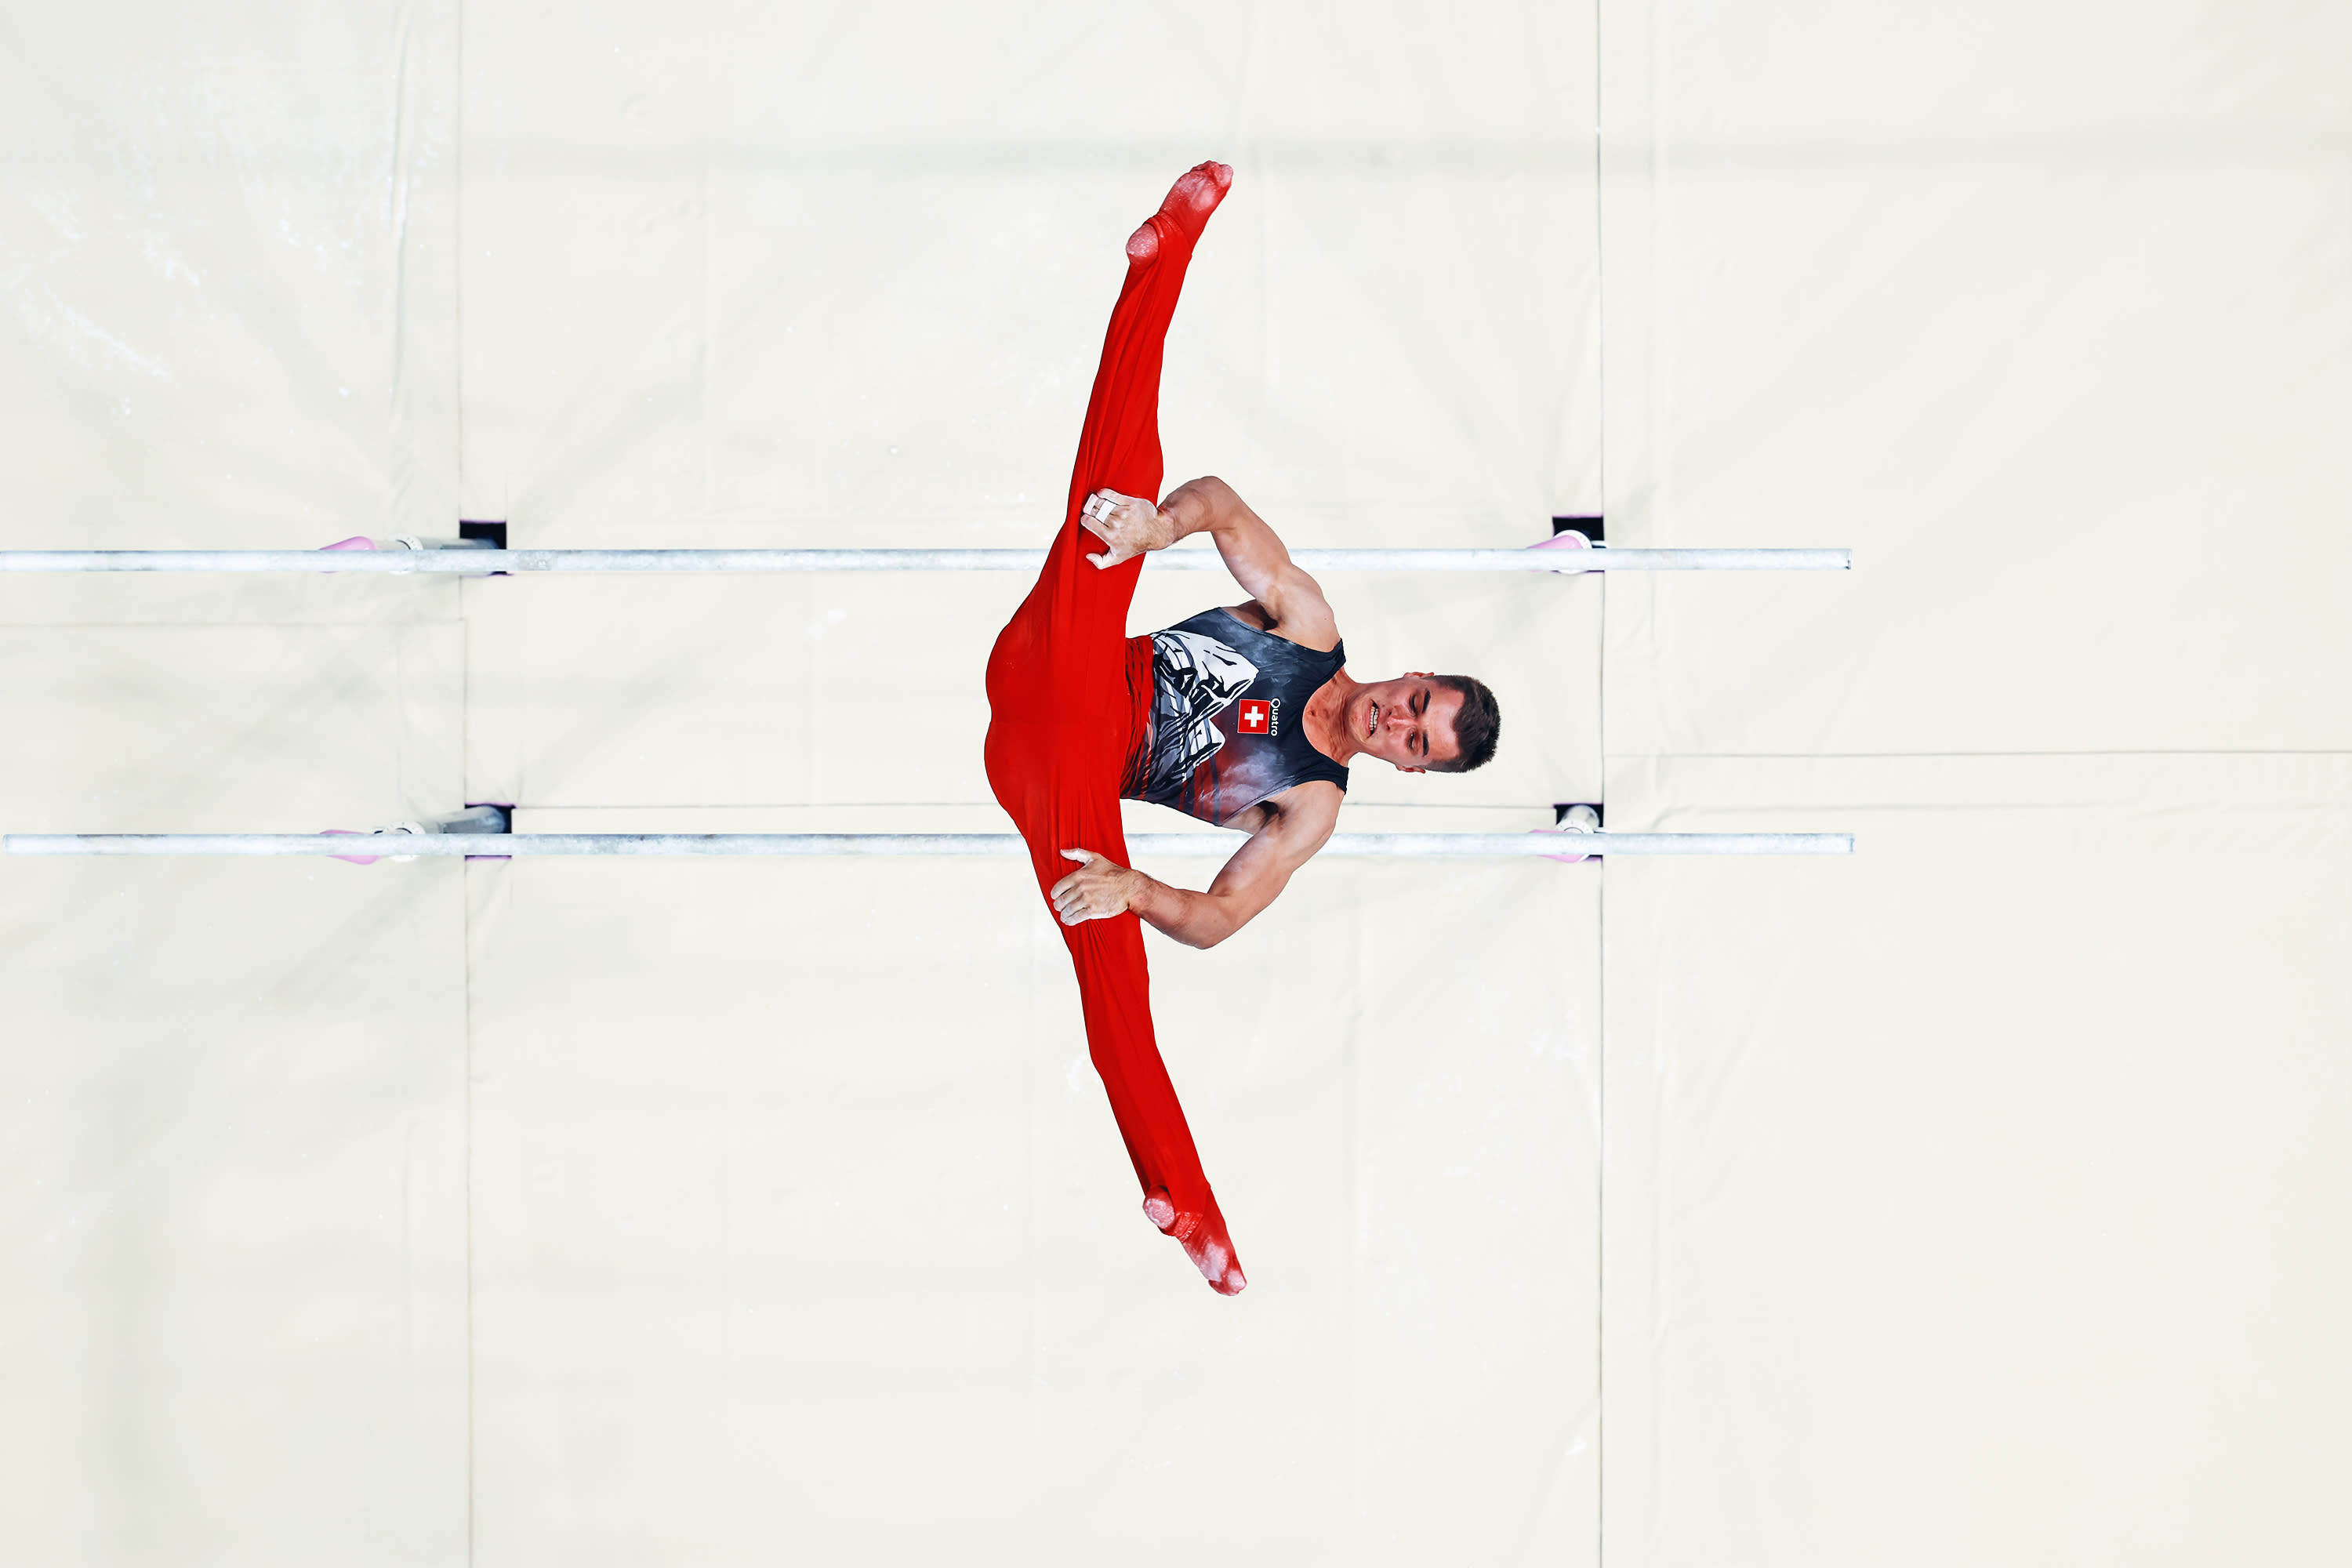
[1,2,2343,1566]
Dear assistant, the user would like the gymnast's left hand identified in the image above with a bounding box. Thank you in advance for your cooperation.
[1052,848,1140,924]
[1077,489,1175,569]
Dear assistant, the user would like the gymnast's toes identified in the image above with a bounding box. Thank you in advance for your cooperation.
[1154,162,1233,246]
[1165,161,1233,215]
[1141,1189,1247,1292]
[1198,1238,1248,1296]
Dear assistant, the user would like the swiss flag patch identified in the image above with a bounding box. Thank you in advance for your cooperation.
[1236,699,1272,734]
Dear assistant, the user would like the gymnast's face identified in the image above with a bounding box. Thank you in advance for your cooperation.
[1348,673,1462,774]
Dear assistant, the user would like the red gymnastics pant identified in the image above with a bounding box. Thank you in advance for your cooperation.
[983,168,1245,1296]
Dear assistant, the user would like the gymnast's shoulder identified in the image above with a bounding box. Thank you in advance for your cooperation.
[1227,779,1342,847]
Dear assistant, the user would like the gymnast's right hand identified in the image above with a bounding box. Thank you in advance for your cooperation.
[1077,488,1175,569]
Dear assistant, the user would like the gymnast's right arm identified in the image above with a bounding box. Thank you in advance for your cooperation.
[1080,477,1339,648]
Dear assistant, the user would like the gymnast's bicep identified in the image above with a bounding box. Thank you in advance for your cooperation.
[1170,477,1338,649]
[1202,794,1338,934]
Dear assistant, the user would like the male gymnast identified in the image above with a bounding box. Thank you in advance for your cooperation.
[983,162,1501,1295]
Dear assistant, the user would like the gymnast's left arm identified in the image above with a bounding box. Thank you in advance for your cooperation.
[1051,794,1338,950]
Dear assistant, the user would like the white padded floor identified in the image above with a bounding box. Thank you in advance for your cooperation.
[2,3,2344,1565]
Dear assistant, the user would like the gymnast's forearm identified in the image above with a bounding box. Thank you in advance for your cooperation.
[1125,870,1246,950]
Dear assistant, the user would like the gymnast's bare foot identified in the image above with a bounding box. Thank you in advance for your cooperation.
[1145,1184,1249,1295]
[1127,161,1235,264]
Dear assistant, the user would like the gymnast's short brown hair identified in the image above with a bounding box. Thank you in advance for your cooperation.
[1428,675,1500,772]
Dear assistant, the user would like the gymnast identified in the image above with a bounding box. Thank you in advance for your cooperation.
[984,162,1502,1295]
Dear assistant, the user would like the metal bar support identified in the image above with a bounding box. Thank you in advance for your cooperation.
[4,831,1854,858]
[0,546,1849,575]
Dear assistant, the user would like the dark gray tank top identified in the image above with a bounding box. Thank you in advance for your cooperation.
[1124,608,1349,826]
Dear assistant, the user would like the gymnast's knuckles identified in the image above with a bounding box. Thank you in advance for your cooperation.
[1051,847,1142,925]
[1077,488,1175,569]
